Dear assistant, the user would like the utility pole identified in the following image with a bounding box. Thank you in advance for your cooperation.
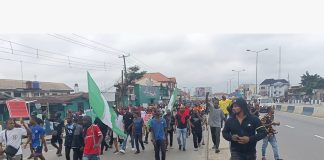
[119,54,130,107]
[121,70,124,107]
[279,46,282,79]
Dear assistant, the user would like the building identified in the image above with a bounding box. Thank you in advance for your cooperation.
[24,92,90,120]
[0,79,73,98]
[213,92,229,99]
[259,79,289,98]
[240,84,257,100]
[130,72,177,106]
[194,87,212,97]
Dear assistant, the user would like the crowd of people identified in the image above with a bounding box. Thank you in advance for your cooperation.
[0,95,283,160]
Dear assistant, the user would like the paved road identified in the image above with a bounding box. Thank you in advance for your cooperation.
[257,111,324,160]
[18,132,207,160]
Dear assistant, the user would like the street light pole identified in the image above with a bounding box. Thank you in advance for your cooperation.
[232,69,245,90]
[246,48,268,95]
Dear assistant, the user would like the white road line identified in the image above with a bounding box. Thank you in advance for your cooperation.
[314,135,324,140]
[284,125,295,128]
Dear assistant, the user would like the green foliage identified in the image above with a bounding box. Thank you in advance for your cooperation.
[300,71,324,95]
[126,65,147,85]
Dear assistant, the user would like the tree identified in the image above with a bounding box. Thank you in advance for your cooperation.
[125,65,147,86]
[300,71,324,95]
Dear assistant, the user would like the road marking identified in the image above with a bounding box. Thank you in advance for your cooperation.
[314,135,324,140]
[284,125,295,128]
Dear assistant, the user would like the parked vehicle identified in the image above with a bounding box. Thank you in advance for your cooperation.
[258,97,275,113]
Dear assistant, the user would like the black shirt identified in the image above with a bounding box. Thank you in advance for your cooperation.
[94,118,108,134]
[64,123,75,147]
[53,119,64,135]
[123,112,134,133]
[190,115,202,132]
[222,115,267,153]
[175,114,189,129]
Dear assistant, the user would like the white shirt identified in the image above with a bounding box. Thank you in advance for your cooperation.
[0,128,27,155]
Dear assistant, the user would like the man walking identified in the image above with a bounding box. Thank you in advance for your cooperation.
[64,116,75,160]
[71,116,84,160]
[94,117,109,155]
[261,107,282,160]
[24,116,48,160]
[82,116,103,160]
[151,110,167,160]
[163,109,175,150]
[0,118,28,160]
[175,105,190,151]
[219,95,231,127]
[132,112,145,154]
[51,113,64,157]
[222,98,267,160]
[190,110,203,151]
[207,97,225,153]
[120,108,135,153]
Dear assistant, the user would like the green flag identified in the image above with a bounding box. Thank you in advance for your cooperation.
[87,72,126,138]
[166,88,178,112]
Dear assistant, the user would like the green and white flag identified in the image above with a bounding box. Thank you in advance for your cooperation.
[87,72,126,138]
[166,88,178,112]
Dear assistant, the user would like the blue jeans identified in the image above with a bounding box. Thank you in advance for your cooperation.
[82,154,100,160]
[176,128,187,148]
[262,135,280,160]
[121,132,134,150]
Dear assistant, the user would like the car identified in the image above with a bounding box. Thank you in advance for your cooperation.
[258,97,275,113]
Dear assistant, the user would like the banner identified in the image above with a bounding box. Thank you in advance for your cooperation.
[6,99,30,118]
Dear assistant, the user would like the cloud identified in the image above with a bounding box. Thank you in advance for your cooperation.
[0,34,324,93]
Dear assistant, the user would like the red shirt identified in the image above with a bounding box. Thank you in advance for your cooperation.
[83,125,102,155]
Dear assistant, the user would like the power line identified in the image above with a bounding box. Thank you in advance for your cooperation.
[48,34,122,56]
[0,56,108,71]
[0,46,121,68]
[72,34,126,54]
[70,34,153,70]
[0,38,119,65]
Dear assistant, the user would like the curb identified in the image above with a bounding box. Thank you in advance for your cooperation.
[276,104,324,118]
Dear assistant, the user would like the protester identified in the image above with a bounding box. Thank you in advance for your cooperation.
[250,99,260,117]
[24,116,48,160]
[132,112,145,154]
[82,116,103,160]
[222,98,267,160]
[207,97,225,153]
[112,110,124,154]
[64,116,75,160]
[261,107,282,160]
[51,112,64,157]
[151,109,167,160]
[201,110,208,145]
[163,109,175,150]
[190,110,203,151]
[120,108,135,154]
[0,118,28,160]
[71,116,84,160]
[219,95,231,127]
[175,105,191,151]
[94,117,109,155]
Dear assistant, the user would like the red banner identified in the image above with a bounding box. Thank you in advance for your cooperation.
[6,99,30,118]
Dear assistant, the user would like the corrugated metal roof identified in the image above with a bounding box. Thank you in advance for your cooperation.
[0,79,73,91]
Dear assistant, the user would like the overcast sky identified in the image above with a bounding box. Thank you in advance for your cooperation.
[0,34,324,93]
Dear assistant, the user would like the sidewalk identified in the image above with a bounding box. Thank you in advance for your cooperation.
[207,129,230,160]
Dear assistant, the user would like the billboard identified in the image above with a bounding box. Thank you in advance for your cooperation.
[195,87,212,97]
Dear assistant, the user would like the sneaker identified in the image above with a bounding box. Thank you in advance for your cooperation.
[215,149,220,153]
[179,145,182,150]
[142,146,145,150]
[183,147,186,151]
[134,151,140,154]
[132,148,136,151]
[194,148,198,151]
[212,145,216,149]
[202,142,205,145]
[113,150,119,154]
[57,153,63,157]
[198,143,201,148]
[119,150,125,154]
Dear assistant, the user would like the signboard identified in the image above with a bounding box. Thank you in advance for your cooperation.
[6,99,30,118]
